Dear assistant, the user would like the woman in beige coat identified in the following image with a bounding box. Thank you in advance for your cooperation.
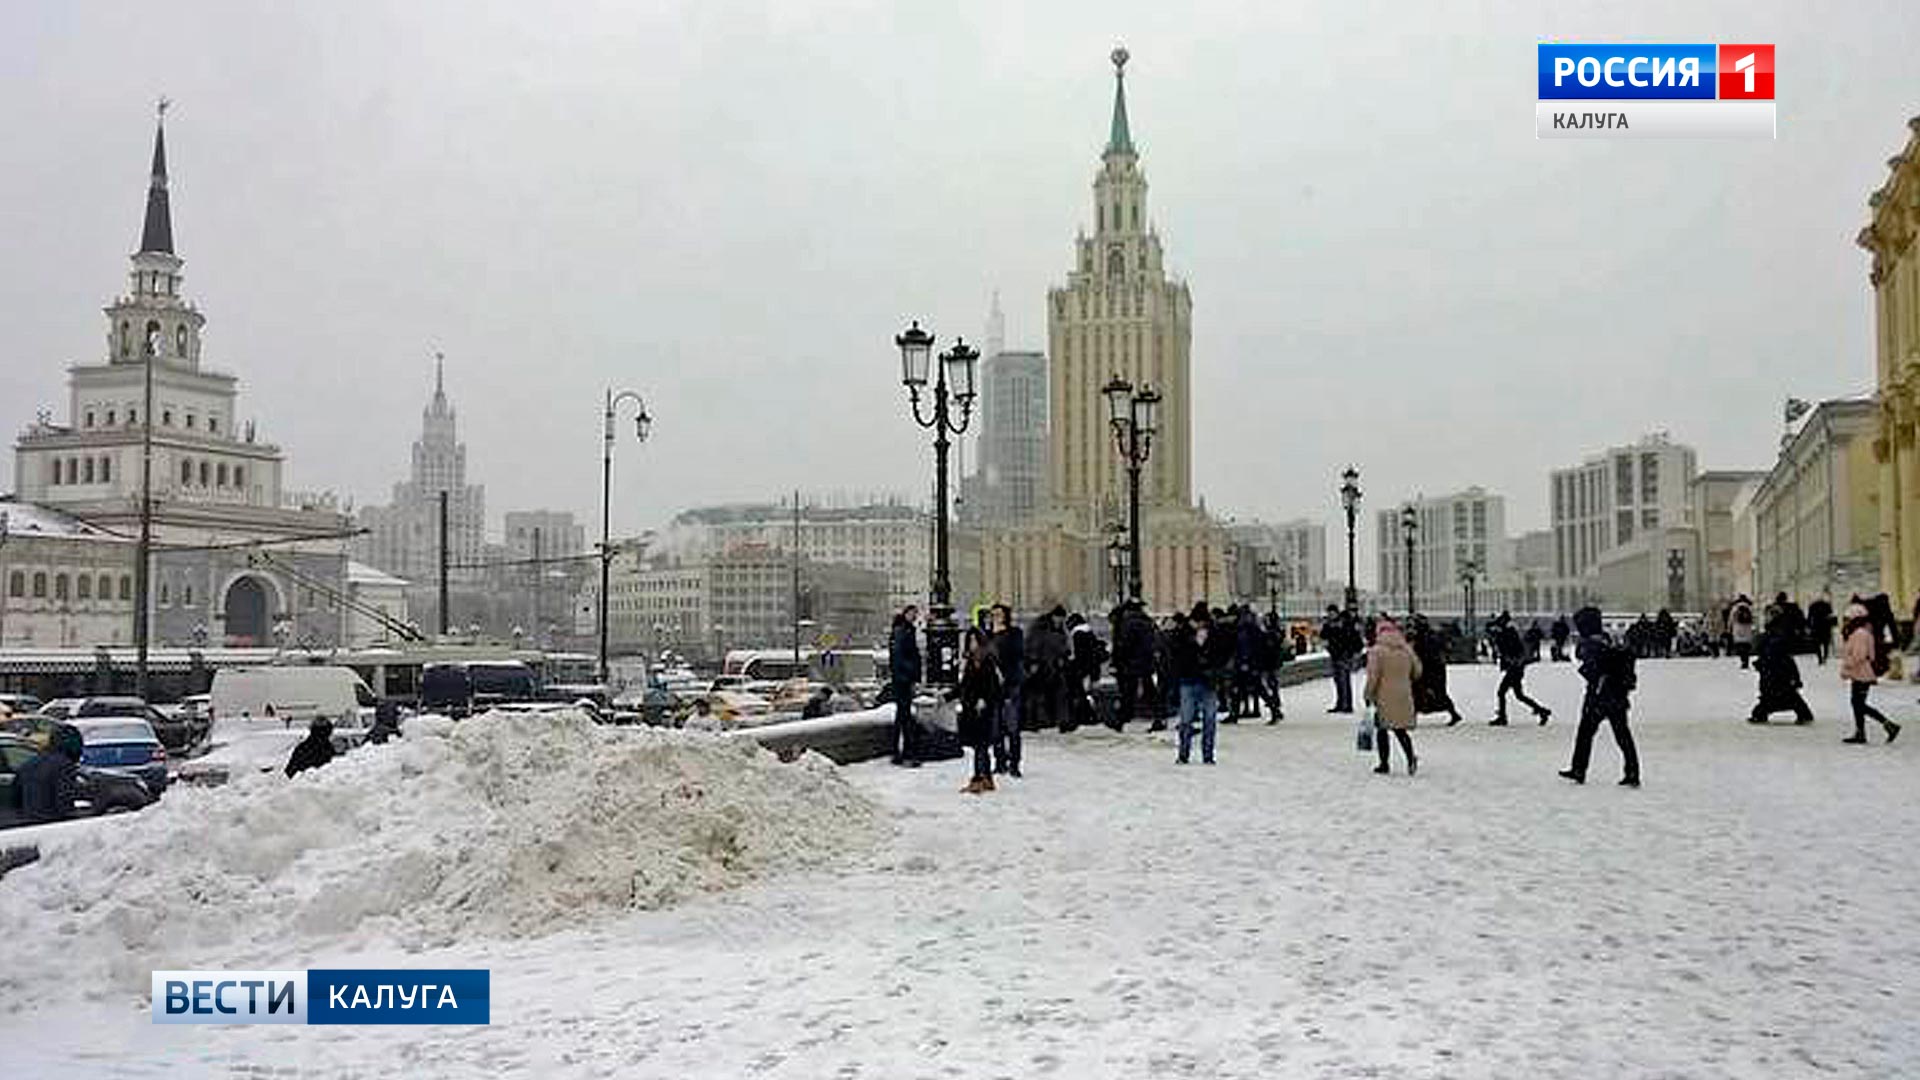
[1365,618,1422,775]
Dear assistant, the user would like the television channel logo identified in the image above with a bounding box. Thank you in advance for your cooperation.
[1536,44,1775,139]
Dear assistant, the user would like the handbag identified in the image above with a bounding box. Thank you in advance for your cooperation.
[1356,708,1375,752]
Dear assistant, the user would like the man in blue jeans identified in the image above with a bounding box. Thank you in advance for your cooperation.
[1321,605,1358,713]
[987,604,1025,776]
[888,605,922,767]
[1173,603,1227,764]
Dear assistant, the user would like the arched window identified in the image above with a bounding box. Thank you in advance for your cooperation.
[159,581,170,606]
[119,321,130,358]
[233,465,245,490]
[199,461,210,487]
[48,459,60,486]
[163,409,173,426]
[32,573,46,598]
[82,458,94,484]
[186,413,196,430]
[77,575,91,600]
[175,324,188,357]
[85,410,96,428]
[54,574,69,601]
[181,459,193,485]
[208,415,218,434]
[127,407,137,425]
[98,574,112,600]
[106,409,116,426]
[119,576,132,601]
[183,583,195,607]
[99,457,111,484]
[6,571,22,598]
[67,458,79,484]
[143,319,161,357]
[217,463,229,487]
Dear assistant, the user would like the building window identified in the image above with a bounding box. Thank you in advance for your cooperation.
[83,458,95,484]
[119,576,132,601]
[208,415,218,434]
[217,463,229,487]
[128,407,137,425]
[85,410,96,428]
[181,459,193,485]
[32,573,46,598]
[233,465,245,490]
[77,575,91,600]
[106,409,116,426]
[198,461,210,487]
[159,582,170,606]
[100,457,111,484]
[1617,510,1634,544]
[6,571,21,598]
[1641,454,1659,504]
[183,584,194,607]
[163,409,173,426]
[175,324,188,357]
[54,574,68,601]
[119,321,130,358]
[186,413,197,430]
[98,574,112,600]
[48,459,59,486]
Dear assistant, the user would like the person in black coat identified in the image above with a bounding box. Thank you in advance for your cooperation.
[1109,601,1157,731]
[284,717,336,778]
[954,628,1003,793]
[1320,606,1360,713]
[1066,612,1108,729]
[16,722,84,822]
[1408,615,1463,726]
[1171,603,1233,764]
[1749,623,1814,725]
[1489,613,1552,726]
[987,604,1025,774]
[1561,606,1641,787]
[1806,595,1836,665]
[1549,615,1571,662]
[888,606,923,767]
[1024,606,1071,736]
[1259,611,1289,725]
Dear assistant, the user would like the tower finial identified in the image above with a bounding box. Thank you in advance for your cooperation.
[434,350,445,397]
[1105,46,1134,157]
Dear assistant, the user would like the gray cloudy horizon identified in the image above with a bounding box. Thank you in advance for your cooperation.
[3,0,1916,589]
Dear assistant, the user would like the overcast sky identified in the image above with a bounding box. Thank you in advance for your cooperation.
[3,0,1915,586]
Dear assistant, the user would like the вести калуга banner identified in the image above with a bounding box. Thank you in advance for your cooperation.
[151,969,490,1025]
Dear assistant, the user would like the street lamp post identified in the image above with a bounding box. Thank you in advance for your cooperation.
[600,388,651,686]
[1400,504,1419,617]
[1262,556,1283,618]
[1106,529,1128,609]
[1339,467,1361,612]
[1102,376,1161,605]
[1458,557,1481,642]
[893,321,978,686]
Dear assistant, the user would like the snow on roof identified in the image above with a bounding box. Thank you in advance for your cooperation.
[0,499,129,544]
[347,560,409,588]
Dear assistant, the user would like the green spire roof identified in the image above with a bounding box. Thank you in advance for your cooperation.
[1106,46,1134,156]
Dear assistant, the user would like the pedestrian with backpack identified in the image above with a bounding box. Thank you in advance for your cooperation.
[1560,605,1642,788]
[1839,601,1902,745]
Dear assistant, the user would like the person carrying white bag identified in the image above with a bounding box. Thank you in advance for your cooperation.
[1364,617,1422,776]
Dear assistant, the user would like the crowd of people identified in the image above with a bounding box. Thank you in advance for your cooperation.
[883,597,1655,792]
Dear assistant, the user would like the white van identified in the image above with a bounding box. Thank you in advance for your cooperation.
[210,666,377,729]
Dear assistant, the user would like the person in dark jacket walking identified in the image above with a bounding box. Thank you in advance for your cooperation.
[1259,611,1288,725]
[1807,595,1836,665]
[1489,612,1552,725]
[1172,603,1230,764]
[1549,615,1571,662]
[1408,615,1464,726]
[1024,607,1071,735]
[954,628,1003,793]
[1110,601,1157,731]
[1523,620,1546,663]
[16,722,84,822]
[888,605,923,767]
[1560,606,1641,787]
[284,717,336,778]
[1749,620,1814,725]
[987,604,1025,774]
[1321,606,1360,713]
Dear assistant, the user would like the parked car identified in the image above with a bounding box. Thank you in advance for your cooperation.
[210,666,376,727]
[0,733,153,828]
[55,697,209,755]
[71,718,169,796]
[0,693,44,717]
[0,712,58,750]
[35,698,85,721]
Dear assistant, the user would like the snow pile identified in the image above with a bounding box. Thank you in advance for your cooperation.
[0,709,882,999]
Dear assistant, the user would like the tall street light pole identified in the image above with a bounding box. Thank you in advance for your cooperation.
[1103,375,1161,606]
[1339,467,1361,613]
[1262,556,1283,618]
[1458,557,1480,641]
[600,388,651,686]
[894,321,977,686]
[1400,504,1419,617]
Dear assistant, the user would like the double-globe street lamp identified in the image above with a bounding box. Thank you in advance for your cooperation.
[1458,556,1482,643]
[1399,504,1419,617]
[894,321,978,686]
[1338,467,1361,612]
[599,388,652,686]
[1261,555,1285,618]
[1102,376,1161,604]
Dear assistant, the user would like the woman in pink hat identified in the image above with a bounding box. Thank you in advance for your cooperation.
[1365,617,1422,775]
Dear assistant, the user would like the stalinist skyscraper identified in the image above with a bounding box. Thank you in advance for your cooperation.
[979,47,1224,613]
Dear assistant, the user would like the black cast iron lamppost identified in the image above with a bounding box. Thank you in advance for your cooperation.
[1458,556,1481,641]
[1103,376,1161,605]
[894,320,977,685]
[1262,555,1284,617]
[1339,467,1361,612]
[1400,503,1419,617]
[599,388,651,686]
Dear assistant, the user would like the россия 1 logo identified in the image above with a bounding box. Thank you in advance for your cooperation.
[1536,44,1775,139]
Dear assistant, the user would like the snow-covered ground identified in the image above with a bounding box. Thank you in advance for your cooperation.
[6,658,1918,1078]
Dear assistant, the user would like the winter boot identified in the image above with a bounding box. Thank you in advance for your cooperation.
[1558,769,1585,784]
[1843,730,1868,744]
[1535,707,1552,725]
[1887,721,1902,744]
[1489,716,1508,727]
